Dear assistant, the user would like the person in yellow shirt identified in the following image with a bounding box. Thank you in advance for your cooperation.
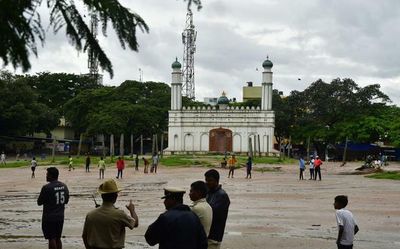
[97,157,106,179]
[227,155,237,178]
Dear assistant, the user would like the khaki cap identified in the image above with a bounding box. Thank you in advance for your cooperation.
[98,179,122,194]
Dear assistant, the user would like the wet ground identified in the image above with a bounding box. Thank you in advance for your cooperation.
[0,161,399,249]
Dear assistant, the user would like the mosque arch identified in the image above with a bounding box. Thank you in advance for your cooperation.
[184,133,194,152]
[200,133,209,151]
[173,134,178,151]
[209,128,232,153]
[233,133,242,152]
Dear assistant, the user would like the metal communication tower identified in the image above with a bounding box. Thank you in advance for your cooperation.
[181,9,197,99]
[88,13,102,84]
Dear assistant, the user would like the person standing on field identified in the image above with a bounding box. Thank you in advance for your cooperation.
[134,154,139,171]
[309,156,315,180]
[299,156,305,180]
[31,157,38,178]
[204,169,230,249]
[227,155,237,178]
[1,151,6,165]
[98,157,106,179]
[314,156,323,180]
[82,179,139,249]
[142,157,149,174]
[37,167,69,249]
[116,157,125,179]
[85,153,91,172]
[68,155,74,171]
[189,181,213,237]
[334,195,359,249]
[245,156,252,179]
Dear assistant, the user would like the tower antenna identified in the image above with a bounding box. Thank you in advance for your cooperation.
[88,12,102,84]
[181,8,197,99]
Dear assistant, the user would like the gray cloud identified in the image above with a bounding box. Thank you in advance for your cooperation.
[3,0,399,104]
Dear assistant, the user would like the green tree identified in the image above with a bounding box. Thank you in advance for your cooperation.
[0,0,201,77]
[25,72,99,115]
[0,71,59,136]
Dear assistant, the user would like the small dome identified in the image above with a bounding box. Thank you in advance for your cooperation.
[217,91,230,105]
[262,57,273,68]
[171,58,181,69]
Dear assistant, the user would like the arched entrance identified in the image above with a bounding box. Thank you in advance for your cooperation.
[209,128,232,152]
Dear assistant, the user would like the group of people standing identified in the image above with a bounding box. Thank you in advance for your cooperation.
[64,153,160,180]
[225,154,253,179]
[299,155,323,180]
[37,167,231,249]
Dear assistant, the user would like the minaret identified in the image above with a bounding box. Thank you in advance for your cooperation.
[171,58,183,110]
[261,57,273,110]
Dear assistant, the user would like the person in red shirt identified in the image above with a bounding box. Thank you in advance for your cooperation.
[116,157,125,179]
[314,156,323,181]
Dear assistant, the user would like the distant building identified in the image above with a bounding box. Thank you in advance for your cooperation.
[166,58,275,154]
[203,97,218,106]
[243,81,262,101]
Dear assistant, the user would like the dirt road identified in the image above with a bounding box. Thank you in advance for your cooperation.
[0,161,399,249]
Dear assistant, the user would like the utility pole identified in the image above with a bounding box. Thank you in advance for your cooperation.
[182,8,197,99]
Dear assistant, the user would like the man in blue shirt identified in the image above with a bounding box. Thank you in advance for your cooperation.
[204,169,230,249]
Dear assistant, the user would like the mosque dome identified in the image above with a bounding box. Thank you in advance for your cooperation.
[217,92,230,105]
[171,58,181,69]
[262,57,273,68]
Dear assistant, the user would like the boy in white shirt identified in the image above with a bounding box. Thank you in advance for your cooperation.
[334,195,359,249]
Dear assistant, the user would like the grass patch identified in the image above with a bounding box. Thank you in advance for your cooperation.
[160,155,214,167]
[252,157,296,164]
[365,171,400,180]
[0,155,133,169]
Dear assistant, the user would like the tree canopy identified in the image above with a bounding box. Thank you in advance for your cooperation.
[0,0,201,77]
[273,78,393,147]
[0,71,59,136]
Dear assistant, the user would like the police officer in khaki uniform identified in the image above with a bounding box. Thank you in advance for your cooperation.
[82,179,138,249]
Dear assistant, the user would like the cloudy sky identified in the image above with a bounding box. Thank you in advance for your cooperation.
[5,0,400,104]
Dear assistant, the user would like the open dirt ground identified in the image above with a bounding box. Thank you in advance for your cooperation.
[0,161,399,249]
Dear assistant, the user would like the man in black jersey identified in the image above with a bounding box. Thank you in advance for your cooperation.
[38,167,70,249]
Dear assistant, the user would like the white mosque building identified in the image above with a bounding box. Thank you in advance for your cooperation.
[165,58,275,154]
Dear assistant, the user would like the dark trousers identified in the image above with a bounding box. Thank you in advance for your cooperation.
[337,244,353,249]
[309,168,314,179]
[299,168,304,180]
[85,163,90,172]
[117,169,123,178]
[314,167,321,180]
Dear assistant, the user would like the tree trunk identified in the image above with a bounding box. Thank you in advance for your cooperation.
[342,136,349,166]
[258,134,261,157]
[140,135,143,155]
[155,134,159,154]
[120,133,124,157]
[306,136,310,162]
[101,134,106,157]
[130,134,134,157]
[110,134,114,157]
[151,134,155,155]
[160,133,164,158]
[51,137,57,163]
[77,133,84,157]
[253,135,257,157]
[248,137,253,158]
